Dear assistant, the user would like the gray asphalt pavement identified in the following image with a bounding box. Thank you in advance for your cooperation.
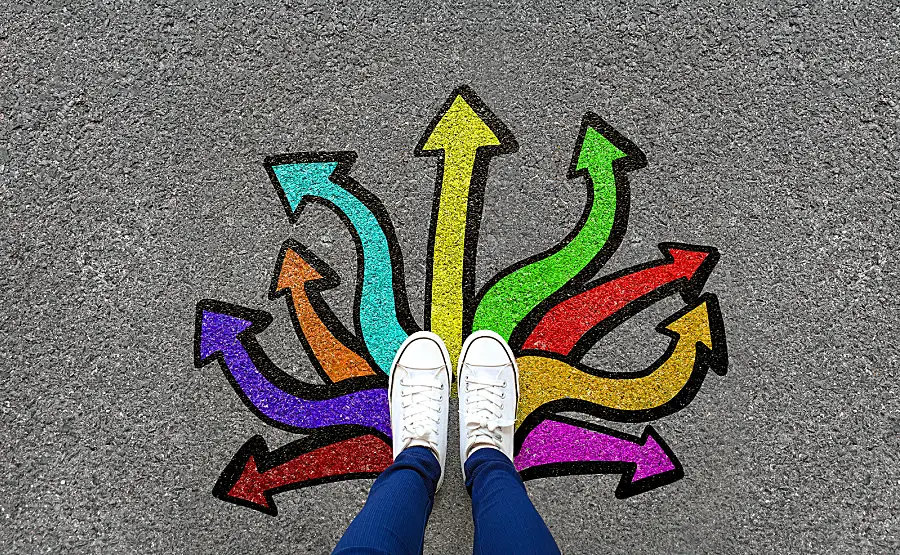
[1,1,898,553]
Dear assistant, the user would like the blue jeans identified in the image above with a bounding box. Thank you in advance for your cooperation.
[333,446,560,555]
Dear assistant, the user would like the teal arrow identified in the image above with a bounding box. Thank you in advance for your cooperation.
[266,153,413,374]
[472,116,646,342]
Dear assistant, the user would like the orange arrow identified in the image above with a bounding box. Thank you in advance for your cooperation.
[269,240,376,382]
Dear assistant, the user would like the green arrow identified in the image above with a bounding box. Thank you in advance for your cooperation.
[472,115,646,342]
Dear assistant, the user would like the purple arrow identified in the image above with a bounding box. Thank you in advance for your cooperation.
[194,300,390,438]
[514,417,682,497]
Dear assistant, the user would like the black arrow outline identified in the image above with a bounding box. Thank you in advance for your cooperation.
[193,88,731,507]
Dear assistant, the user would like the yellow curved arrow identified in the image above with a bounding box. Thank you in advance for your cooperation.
[516,297,722,426]
[417,89,513,366]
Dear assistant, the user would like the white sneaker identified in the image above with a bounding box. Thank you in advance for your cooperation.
[457,330,520,476]
[388,331,451,490]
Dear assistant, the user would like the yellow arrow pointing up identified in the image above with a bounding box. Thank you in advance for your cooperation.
[515,296,725,426]
[417,87,515,367]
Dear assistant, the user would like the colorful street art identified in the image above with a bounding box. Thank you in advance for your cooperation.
[194,86,728,516]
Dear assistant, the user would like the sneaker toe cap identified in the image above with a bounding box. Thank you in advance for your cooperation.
[463,335,513,366]
[397,336,447,369]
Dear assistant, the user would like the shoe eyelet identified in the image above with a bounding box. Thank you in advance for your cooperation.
[502,381,507,387]
[500,392,506,399]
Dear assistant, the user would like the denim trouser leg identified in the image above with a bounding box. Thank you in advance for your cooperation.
[333,446,560,555]
[465,447,561,555]
[333,446,440,555]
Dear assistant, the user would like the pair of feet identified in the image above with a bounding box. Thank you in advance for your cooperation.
[389,330,519,490]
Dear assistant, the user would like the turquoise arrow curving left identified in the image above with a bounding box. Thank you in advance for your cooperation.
[266,154,412,374]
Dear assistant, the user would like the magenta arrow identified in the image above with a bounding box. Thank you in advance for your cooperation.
[514,417,683,498]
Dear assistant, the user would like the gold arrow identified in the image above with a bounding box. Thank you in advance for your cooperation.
[516,295,726,426]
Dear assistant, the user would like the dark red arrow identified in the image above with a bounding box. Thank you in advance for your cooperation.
[213,431,393,516]
[522,243,718,357]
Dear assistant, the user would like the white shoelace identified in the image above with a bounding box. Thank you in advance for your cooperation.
[463,367,515,456]
[397,365,445,453]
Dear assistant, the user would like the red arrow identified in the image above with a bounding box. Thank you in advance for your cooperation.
[522,243,718,357]
[214,432,393,516]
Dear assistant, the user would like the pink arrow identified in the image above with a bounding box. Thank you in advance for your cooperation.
[514,417,683,498]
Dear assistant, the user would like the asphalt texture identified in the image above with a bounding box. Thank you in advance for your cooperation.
[2,1,898,553]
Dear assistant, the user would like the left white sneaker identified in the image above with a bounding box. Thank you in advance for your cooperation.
[388,331,452,490]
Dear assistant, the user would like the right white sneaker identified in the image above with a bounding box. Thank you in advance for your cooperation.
[457,330,520,477]
[388,331,452,490]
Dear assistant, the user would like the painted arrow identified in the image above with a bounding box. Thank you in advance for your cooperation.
[194,299,390,437]
[415,86,517,366]
[522,243,719,356]
[265,152,417,374]
[269,240,377,382]
[515,294,727,426]
[214,431,393,516]
[473,115,647,342]
[514,416,683,498]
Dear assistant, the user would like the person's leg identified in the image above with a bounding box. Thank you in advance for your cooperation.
[465,447,560,555]
[457,331,561,555]
[334,331,453,555]
[333,446,440,555]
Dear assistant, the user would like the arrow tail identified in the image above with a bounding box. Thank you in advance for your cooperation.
[221,344,390,437]
[291,296,378,381]
[427,151,477,366]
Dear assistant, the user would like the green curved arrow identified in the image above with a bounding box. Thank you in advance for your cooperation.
[472,118,645,341]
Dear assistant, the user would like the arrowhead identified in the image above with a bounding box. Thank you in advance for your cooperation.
[631,430,678,482]
[195,301,270,365]
[270,161,339,212]
[198,310,252,360]
[576,126,628,172]
[274,242,337,295]
[663,299,713,350]
[225,455,273,512]
[418,88,509,153]
[665,246,713,279]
